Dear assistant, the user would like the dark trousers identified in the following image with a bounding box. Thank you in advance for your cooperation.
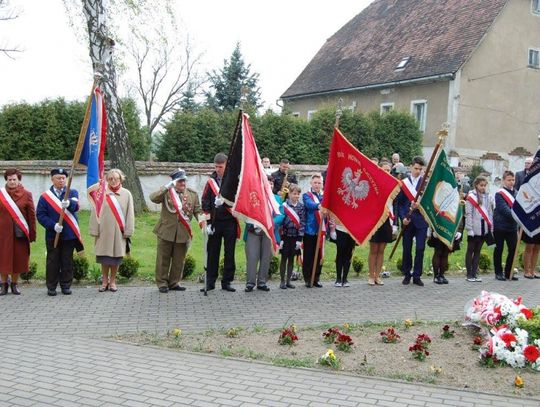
[335,230,355,283]
[465,236,485,279]
[46,239,76,290]
[302,234,322,284]
[401,224,427,279]
[206,219,237,288]
[493,230,518,278]
[280,236,299,284]
[432,241,450,278]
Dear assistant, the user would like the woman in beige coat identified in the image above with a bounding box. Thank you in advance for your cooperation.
[89,169,135,292]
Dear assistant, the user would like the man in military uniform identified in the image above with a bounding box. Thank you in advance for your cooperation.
[150,169,204,293]
[271,159,298,196]
[36,168,81,296]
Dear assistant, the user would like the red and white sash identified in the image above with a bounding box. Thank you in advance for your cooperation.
[205,177,241,239]
[497,188,515,208]
[401,177,418,202]
[283,202,301,229]
[387,202,395,221]
[466,192,493,230]
[42,190,82,243]
[106,193,125,234]
[0,187,29,239]
[168,189,192,238]
[306,191,326,262]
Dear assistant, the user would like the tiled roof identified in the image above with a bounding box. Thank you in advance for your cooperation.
[282,0,508,99]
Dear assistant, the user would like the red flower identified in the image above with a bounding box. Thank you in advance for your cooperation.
[473,336,483,346]
[521,308,533,319]
[524,345,540,362]
[500,332,517,347]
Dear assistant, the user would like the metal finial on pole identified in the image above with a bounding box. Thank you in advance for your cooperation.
[335,97,344,128]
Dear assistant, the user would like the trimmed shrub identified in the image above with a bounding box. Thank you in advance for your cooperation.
[119,256,140,280]
[182,254,196,279]
[268,256,279,278]
[73,255,89,282]
[352,256,364,275]
[478,252,491,272]
[21,261,38,282]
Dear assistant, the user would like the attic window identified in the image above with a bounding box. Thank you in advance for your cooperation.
[395,57,410,70]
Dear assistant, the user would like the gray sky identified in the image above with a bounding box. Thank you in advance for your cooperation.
[0,0,373,111]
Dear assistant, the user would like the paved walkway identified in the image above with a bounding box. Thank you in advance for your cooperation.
[1,276,539,406]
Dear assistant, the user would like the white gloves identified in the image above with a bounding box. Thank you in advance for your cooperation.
[279,241,284,249]
[61,200,70,209]
[253,226,262,234]
[165,180,177,190]
[295,241,302,250]
[54,223,63,233]
[392,225,398,235]
[214,197,223,207]
[455,232,462,240]
[206,225,215,236]
[330,230,337,240]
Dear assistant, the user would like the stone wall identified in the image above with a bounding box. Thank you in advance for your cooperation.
[0,161,326,211]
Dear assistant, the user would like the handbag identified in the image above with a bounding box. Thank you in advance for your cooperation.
[13,223,25,239]
[485,232,496,247]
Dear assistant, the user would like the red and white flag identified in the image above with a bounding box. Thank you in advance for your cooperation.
[220,112,280,253]
[322,128,401,245]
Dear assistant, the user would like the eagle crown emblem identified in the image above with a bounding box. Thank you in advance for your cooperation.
[337,167,370,208]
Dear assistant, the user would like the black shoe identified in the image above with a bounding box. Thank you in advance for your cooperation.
[286,283,295,289]
[159,287,168,293]
[10,283,20,295]
[245,286,254,292]
[441,276,449,284]
[169,285,186,291]
[305,283,312,288]
[313,282,323,288]
[495,274,506,281]
[257,285,270,292]
[0,283,8,296]
[47,289,57,296]
[61,287,72,295]
[222,285,236,292]
[402,275,411,285]
[434,276,444,285]
[413,278,424,287]
[200,286,215,292]
[279,282,287,289]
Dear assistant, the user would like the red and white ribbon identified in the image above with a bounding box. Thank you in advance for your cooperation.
[387,201,395,221]
[401,177,418,202]
[467,192,493,230]
[497,188,515,208]
[168,189,192,238]
[0,187,29,239]
[283,202,301,229]
[105,193,125,234]
[42,190,83,243]
[204,177,241,239]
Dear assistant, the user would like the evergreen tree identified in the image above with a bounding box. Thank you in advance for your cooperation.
[205,43,262,111]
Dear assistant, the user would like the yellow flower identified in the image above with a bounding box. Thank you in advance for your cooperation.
[172,328,182,337]
[291,324,297,333]
[430,365,442,375]
[514,375,524,388]
[343,323,351,331]
[404,319,414,328]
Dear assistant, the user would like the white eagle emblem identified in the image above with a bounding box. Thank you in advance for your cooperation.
[337,167,369,208]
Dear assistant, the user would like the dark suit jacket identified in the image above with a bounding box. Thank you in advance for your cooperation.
[396,176,428,229]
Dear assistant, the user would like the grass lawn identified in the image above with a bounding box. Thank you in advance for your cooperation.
[28,210,514,283]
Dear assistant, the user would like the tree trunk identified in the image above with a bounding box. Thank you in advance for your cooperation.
[83,0,147,214]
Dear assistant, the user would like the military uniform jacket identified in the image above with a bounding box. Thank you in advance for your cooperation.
[150,186,202,243]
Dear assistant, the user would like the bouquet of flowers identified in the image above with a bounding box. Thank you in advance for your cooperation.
[465,291,539,370]
[335,333,354,352]
[322,327,341,344]
[278,325,298,346]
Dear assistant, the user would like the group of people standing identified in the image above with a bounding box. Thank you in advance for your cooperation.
[0,153,538,297]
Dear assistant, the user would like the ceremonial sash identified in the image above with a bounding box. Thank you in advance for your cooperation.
[466,192,493,230]
[205,177,241,239]
[105,193,125,234]
[387,202,395,221]
[306,191,326,262]
[283,202,301,229]
[401,177,418,202]
[168,189,193,238]
[42,190,83,243]
[497,189,515,208]
[0,188,29,239]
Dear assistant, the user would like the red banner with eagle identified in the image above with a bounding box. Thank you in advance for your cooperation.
[322,128,401,245]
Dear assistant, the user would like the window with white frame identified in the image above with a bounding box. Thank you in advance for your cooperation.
[528,48,540,68]
[380,103,394,114]
[532,0,540,15]
[307,110,317,121]
[410,100,427,132]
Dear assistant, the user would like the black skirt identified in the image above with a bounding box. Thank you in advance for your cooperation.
[280,235,301,257]
[370,219,393,243]
[522,232,540,245]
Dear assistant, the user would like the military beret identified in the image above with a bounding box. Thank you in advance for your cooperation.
[50,168,69,177]
[170,168,187,181]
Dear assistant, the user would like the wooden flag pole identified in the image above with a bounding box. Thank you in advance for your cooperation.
[53,78,98,248]
[389,126,448,260]
[310,99,343,286]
